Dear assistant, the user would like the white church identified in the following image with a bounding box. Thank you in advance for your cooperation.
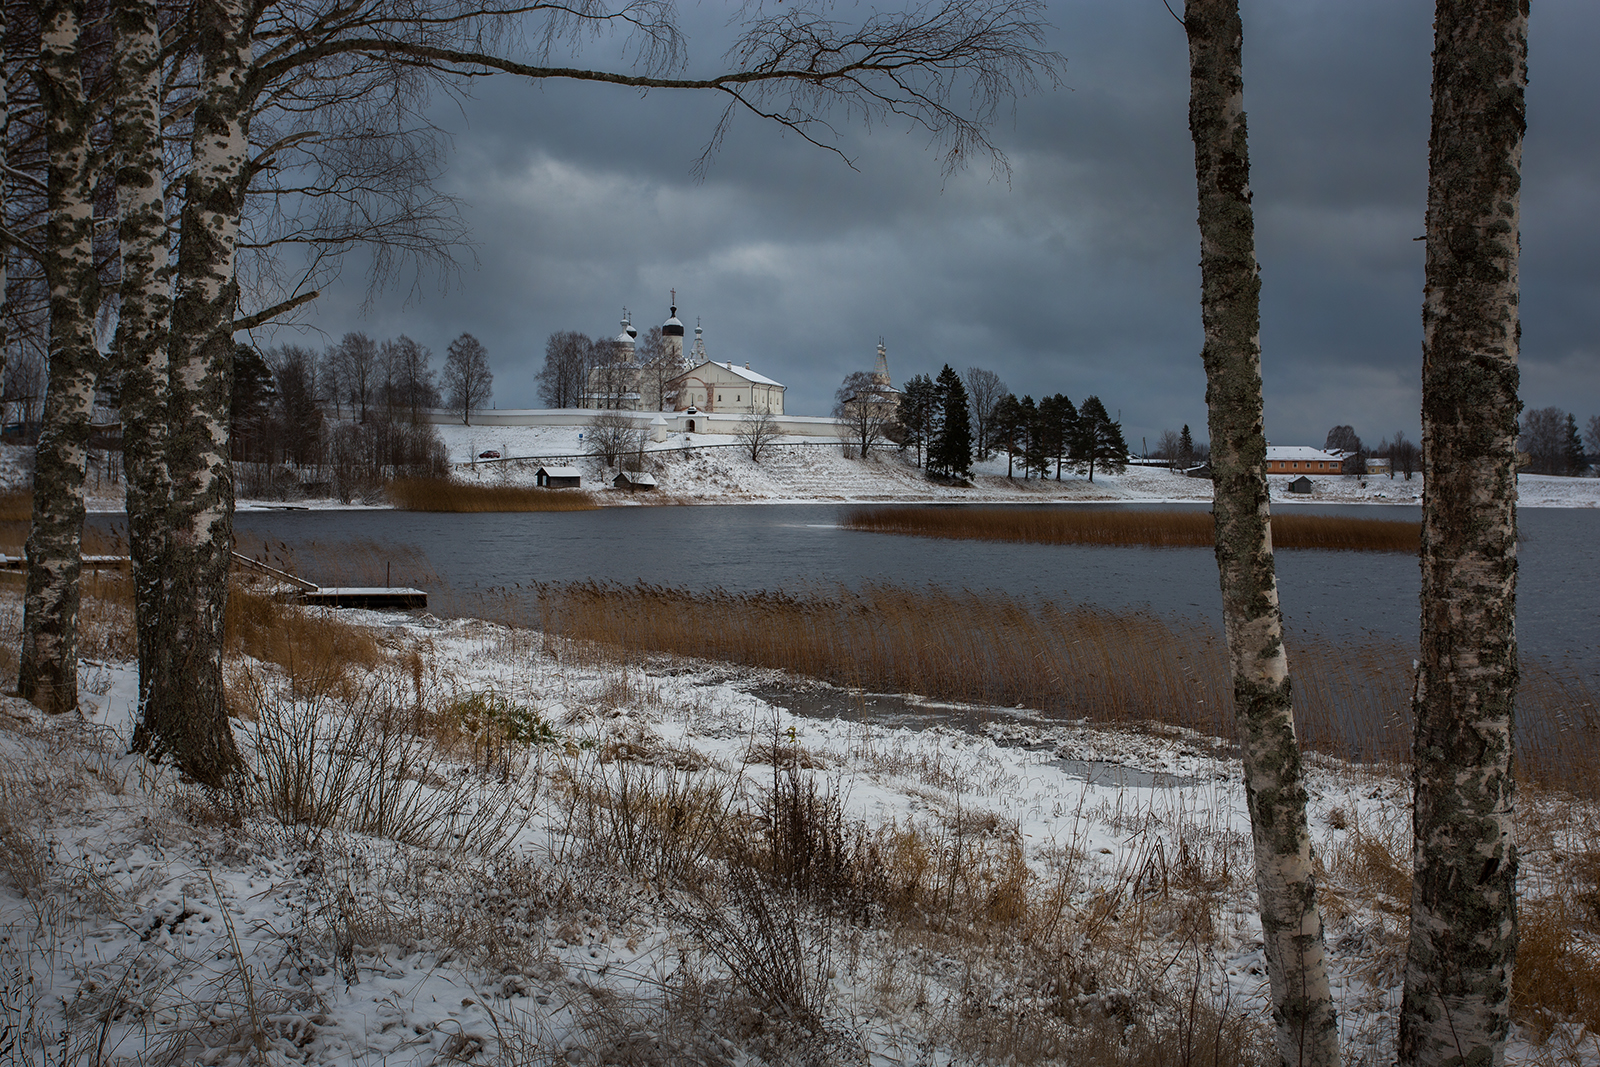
[583,294,786,417]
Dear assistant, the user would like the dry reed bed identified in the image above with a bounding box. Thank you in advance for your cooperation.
[847,506,1421,552]
[387,477,597,512]
[532,580,1600,793]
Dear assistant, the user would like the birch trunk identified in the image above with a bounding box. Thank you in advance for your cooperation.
[130,0,252,787]
[1183,2,1339,1064]
[20,0,98,715]
[1,2,9,398]
[111,0,172,722]
[1398,3,1526,1063]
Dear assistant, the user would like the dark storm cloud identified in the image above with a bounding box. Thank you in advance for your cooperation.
[287,1,1600,453]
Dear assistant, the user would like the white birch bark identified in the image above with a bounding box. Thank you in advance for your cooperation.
[20,0,99,715]
[1399,3,1526,1064]
[131,0,252,786]
[111,0,173,722]
[1184,2,1339,1064]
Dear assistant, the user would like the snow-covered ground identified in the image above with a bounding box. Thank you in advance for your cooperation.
[5,431,1598,512]
[434,425,1600,508]
[3,592,1594,1066]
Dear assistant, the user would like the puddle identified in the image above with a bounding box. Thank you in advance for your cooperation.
[749,684,1199,788]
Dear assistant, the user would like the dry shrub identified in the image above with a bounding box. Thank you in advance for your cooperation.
[240,666,535,854]
[554,755,734,889]
[1317,807,1412,920]
[432,690,562,776]
[1516,893,1600,1044]
[675,854,834,1037]
[388,477,598,512]
[225,585,382,699]
[846,505,1418,552]
[952,975,1273,1067]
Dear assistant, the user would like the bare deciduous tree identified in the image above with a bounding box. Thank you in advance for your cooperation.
[734,409,781,462]
[964,366,1006,459]
[443,332,493,424]
[1518,405,1566,475]
[1183,2,1338,1063]
[583,409,645,467]
[833,370,897,459]
[1400,3,1526,1063]
[536,330,594,409]
[333,331,379,422]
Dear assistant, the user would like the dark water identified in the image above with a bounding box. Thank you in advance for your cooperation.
[111,501,1595,668]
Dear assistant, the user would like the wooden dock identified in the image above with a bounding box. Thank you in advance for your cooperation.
[1,553,427,610]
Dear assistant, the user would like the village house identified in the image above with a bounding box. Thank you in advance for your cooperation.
[1265,446,1344,475]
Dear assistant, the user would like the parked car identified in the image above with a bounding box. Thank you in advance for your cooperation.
[478,450,501,459]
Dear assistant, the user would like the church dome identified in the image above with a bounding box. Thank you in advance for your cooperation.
[663,305,685,337]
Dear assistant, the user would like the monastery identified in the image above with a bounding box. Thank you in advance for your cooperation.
[583,294,786,418]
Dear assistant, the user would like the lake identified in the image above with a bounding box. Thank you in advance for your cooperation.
[169,502,1600,672]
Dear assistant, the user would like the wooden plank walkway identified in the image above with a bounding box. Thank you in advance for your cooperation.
[0,552,427,610]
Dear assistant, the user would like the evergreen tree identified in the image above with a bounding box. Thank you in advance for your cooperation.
[894,374,940,469]
[1179,424,1195,468]
[1016,395,1040,479]
[1073,395,1128,483]
[929,364,973,479]
[1563,412,1587,474]
[992,394,1022,478]
[1039,393,1078,479]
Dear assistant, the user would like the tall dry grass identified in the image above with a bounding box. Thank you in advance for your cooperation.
[387,477,597,512]
[847,506,1420,552]
[531,580,1600,792]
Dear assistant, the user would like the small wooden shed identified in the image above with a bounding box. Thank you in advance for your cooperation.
[1287,475,1315,494]
[613,471,658,492]
[536,465,582,488]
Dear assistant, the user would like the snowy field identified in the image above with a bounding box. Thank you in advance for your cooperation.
[2,590,1596,1066]
[431,425,1600,509]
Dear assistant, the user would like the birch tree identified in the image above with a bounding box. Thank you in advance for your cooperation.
[18,0,99,715]
[1183,2,1338,1063]
[1398,2,1526,1063]
[112,0,173,738]
[129,0,255,785]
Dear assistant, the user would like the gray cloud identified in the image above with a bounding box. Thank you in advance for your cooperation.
[281,0,1600,454]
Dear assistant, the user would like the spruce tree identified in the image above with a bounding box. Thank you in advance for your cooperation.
[1563,412,1587,475]
[1179,424,1194,467]
[895,374,940,468]
[1073,396,1128,483]
[1016,395,1039,479]
[992,394,1022,478]
[930,364,973,479]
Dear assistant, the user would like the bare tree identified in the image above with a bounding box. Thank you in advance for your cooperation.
[536,330,591,409]
[1391,429,1420,481]
[443,332,493,424]
[1183,3,1338,1064]
[964,366,1007,459]
[1400,3,1526,1063]
[1155,427,1184,468]
[833,370,897,459]
[638,325,679,410]
[381,334,438,423]
[333,331,379,421]
[584,409,645,467]
[734,409,781,462]
[1518,405,1566,474]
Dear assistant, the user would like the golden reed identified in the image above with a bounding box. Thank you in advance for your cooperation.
[532,580,1597,795]
[846,506,1420,552]
[387,477,598,512]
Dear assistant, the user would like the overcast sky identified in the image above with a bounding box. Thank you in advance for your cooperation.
[273,1,1600,453]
